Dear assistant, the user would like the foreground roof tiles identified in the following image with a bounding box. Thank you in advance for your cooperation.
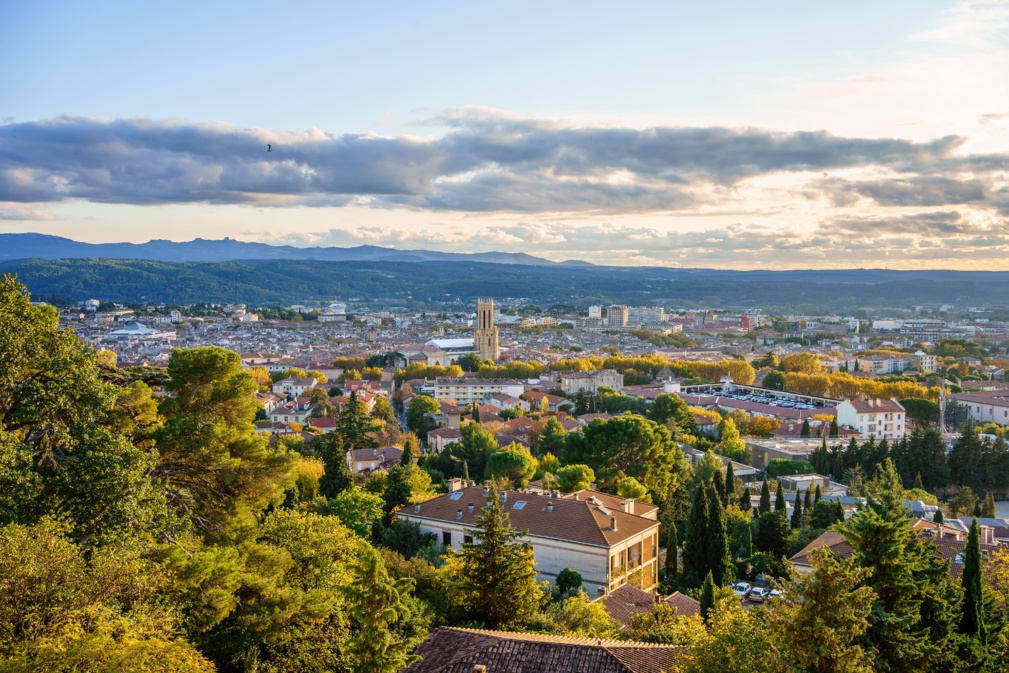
[404,627,683,673]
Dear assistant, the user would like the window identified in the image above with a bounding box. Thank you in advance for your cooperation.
[442,531,451,546]
[449,492,463,501]
[512,501,526,510]
[464,535,473,544]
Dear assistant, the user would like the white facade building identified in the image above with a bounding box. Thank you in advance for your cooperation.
[836,398,906,440]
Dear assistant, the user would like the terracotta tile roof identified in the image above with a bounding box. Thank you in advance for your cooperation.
[401,486,659,548]
[663,592,701,618]
[404,627,683,673]
[602,585,701,629]
[845,398,904,413]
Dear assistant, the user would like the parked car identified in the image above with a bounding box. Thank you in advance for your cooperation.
[766,589,782,601]
[731,582,752,598]
[748,587,771,603]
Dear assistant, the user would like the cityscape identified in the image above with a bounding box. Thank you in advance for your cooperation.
[4,1,1009,672]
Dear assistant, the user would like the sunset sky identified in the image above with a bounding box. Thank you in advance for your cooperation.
[3,0,1009,268]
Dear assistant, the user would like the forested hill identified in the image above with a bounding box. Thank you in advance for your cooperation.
[3,256,1009,311]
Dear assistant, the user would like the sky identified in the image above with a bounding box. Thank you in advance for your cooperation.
[2,0,1009,269]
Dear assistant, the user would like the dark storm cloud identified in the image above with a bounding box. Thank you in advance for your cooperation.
[0,112,980,212]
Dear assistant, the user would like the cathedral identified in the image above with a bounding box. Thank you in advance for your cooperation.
[474,298,499,362]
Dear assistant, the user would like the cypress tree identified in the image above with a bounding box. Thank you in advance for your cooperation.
[775,482,787,512]
[724,461,735,505]
[665,522,678,577]
[382,465,413,525]
[982,492,996,518]
[800,419,811,438]
[712,469,726,506]
[814,484,822,505]
[834,500,844,523]
[803,485,813,512]
[829,418,839,438]
[738,485,751,511]
[738,523,753,559]
[913,472,924,491]
[960,518,986,642]
[471,402,481,424]
[790,492,804,528]
[462,459,470,483]
[317,433,353,499]
[933,507,944,524]
[700,571,715,623]
[832,452,845,481]
[706,484,732,586]
[759,480,772,514]
[972,501,982,518]
[681,486,710,587]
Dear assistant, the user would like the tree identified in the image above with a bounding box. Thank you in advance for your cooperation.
[765,547,877,673]
[316,432,353,499]
[700,571,715,622]
[556,568,583,595]
[829,418,840,438]
[340,545,419,673]
[837,459,960,672]
[405,395,440,436]
[338,391,381,452]
[753,511,790,558]
[775,482,787,512]
[982,492,996,518]
[456,353,484,372]
[706,485,732,586]
[382,465,414,525]
[800,418,811,438]
[617,476,651,503]
[717,417,747,462]
[647,393,689,426]
[960,517,986,643]
[665,523,678,577]
[324,488,384,537]
[537,416,567,456]
[545,591,622,639]
[556,464,595,493]
[154,346,297,533]
[762,371,786,391]
[759,480,772,514]
[933,507,944,524]
[486,444,538,488]
[738,486,751,511]
[723,461,735,505]
[951,486,979,517]
[443,482,545,629]
[790,492,804,528]
[681,487,709,588]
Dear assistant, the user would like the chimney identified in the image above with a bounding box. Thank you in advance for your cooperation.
[467,502,474,513]
[597,585,607,598]
[456,508,463,520]
[546,501,553,512]
[621,499,633,514]
[501,492,508,503]
[473,666,487,673]
[610,516,617,531]
[414,504,421,513]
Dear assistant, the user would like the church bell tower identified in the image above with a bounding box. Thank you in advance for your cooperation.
[475,298,499,362]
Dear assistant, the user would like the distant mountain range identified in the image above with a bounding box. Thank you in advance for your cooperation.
[0,233,594,267]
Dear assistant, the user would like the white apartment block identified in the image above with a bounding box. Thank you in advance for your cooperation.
[951,392,1009,427]
[836,398,906,440]
[399,484,661,596]
[432,377,525,405]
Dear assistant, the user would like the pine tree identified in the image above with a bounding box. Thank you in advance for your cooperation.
[382,465,413,525]
[723,461,735,505]
[340,546,418,673]
[700,571,715,622]
[775,481,787,512]
[706,484,732,586]
[959,517,986,642]
[759,480,772,514]
[681,486,710,588]
[317,432,353,499]
[738,485,751,511]
[665,522,678,577]
[444,482,543,629]
[790,492,803,528]
[982,492,996,518]
[933,507,944,524]
[338,391,381,452]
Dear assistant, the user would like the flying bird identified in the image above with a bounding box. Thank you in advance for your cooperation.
[267,144,272,152]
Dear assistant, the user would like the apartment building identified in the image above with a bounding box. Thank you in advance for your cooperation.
[951,391,1009,427]
[836,398,906,440]
[558,369,624,395]
[432,377,525,405]
[607,305,629,328]
[399,484,661,596]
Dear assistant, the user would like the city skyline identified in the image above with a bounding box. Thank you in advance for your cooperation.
[3,0,1009,269]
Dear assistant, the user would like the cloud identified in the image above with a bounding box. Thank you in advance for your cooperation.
[0,202,58,221]
[0,112,974,214]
